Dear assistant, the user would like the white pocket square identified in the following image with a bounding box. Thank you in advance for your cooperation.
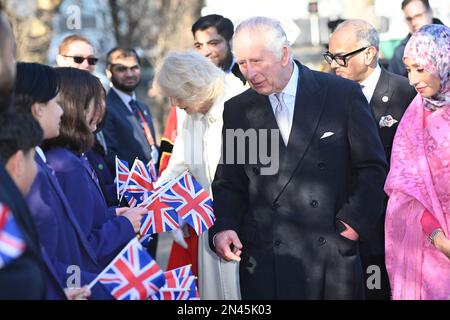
[320,132,335,139]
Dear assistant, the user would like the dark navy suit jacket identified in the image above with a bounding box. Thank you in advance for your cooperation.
[45,147,135,267]
[103,89,157,173]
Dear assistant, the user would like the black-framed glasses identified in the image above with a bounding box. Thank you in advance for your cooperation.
[62,55,98,66]
[323,46,368,67]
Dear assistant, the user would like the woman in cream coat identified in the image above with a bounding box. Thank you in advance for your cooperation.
[153,51,245,299]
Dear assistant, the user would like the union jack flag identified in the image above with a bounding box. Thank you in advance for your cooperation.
[159,172,215,235]
[147,159,158,182]
[139,197,179,236]
[164,265,193,287]
[0,203,26,269]
[149,289,190,300]
[123,159,154,197]
[115,157,129,200]
[95,238,165,300]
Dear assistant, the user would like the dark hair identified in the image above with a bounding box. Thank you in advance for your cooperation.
[191,14,234,42]
[45,67,105,154]
[106,47,141,68]
[0,112,43,165]
[13,62,60,114]
[401,0,431,10]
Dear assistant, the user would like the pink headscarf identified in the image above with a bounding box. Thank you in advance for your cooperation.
[404,24,450,110]
[385,24,450,300]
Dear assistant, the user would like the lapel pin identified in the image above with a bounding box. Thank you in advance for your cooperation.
[382,96,389,103]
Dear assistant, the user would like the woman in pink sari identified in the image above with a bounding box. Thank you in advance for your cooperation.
[385,24,450,300]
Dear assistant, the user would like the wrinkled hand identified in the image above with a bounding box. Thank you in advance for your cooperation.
[64,286,91,300]
[214,230,242,262]
[433,232,450,260]
[122,207,147,232]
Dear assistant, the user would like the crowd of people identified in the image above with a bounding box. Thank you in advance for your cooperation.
[0,0,449,300]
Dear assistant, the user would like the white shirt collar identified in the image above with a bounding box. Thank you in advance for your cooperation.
[35,146,46,163]
[111,86,137,112]
[360,64,382,103]
[268,62,299,112]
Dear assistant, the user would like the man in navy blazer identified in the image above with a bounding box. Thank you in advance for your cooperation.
[327,19,417,299]
[210,17,387,299]
[103,48,159,257]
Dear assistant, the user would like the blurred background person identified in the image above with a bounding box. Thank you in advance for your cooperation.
[388,0,444,77]
[153,50,243,299]
[326,19,416,299]
[103,47,159,258]
[385,24,450,299]
[56,34,116,206]
[0,5,47,299]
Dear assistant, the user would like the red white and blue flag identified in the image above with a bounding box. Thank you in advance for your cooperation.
[115,157,129,200]
[150,265,198,300]
[123,159,154,196]
[0,203,26,269]
[92,238,165,300]
[139,197,180,236]
[159,172,215,235]
[146,159,158,182]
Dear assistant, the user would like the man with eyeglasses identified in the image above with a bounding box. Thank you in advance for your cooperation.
[326,19,416,300]
[388,0,444,77]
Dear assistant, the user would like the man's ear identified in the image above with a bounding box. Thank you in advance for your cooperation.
[281,46,290,67]
[106,68,112,80]
[365,46,377,66]
[56,54,65,67]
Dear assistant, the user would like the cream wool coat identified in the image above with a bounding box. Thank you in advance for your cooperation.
[156,73,245,299]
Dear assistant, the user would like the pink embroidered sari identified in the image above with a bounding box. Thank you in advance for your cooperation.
[384,25,450,300]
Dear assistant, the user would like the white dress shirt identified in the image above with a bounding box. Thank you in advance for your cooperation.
[360,64,382,104]
[110,86,137,113]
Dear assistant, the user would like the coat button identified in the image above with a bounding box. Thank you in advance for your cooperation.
[274,240,281,247]
[272,202,280,210]
[318,162,325,170]
[310,200,319,208]
[253,167,260,175]
[318,237,326,245]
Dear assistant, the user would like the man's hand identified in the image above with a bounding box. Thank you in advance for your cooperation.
[214,230,243,262]
[339,221,359,241]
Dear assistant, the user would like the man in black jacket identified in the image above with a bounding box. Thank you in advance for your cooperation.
[326,19,417,299]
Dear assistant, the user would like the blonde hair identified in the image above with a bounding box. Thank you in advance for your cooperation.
[153,50,225,105]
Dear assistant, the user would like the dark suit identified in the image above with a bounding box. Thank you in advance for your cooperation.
[0,165,46,299]
[45,147,135,267]
[27,155,112,299]
[103,89,157,171]
[211,63,388,299]
[360,68,416,299]
[103,88,159,257]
